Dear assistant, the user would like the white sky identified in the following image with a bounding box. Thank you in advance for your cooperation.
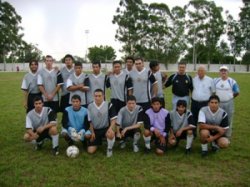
[5,0,244,60]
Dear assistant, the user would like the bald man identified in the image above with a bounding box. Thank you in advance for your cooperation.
[191,65,215,126]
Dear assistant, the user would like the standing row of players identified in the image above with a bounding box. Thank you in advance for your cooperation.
[21,54,239,157]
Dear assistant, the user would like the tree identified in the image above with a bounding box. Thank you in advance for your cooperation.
[226,12,243,71]
[0,1,25,69]
[185,0,225,70]
[239,3,250,52]
[112,0,148,55]
[87,45,116,63]
[18,42,43,62]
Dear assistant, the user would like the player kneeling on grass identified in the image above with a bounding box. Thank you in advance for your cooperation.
[168,100,196,154]
[143,97,171,155]
[116,95,144,153]
[198,95,230,157]
[61,94,91,148]
[23,96,59,155]
[87,89,117,157]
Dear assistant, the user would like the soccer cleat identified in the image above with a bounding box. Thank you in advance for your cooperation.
[133,144,139,153]
[107,149,113,158]
[201,151,208,158]
[211,146,219,153]
[34,141,44,150]
[119,141,126,149]
[144,147,151,154]
[52,146,59,156]
[185,148,191,155]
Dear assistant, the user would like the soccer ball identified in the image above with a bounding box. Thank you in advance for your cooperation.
[66,145,79,158]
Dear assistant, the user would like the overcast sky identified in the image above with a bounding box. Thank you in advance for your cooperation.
[6,0,244,60]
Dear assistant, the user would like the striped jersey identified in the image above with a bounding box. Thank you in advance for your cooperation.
[26,107,56,130]
[116,105,143,129]
[87,101,117,129]
[37,68,63,101]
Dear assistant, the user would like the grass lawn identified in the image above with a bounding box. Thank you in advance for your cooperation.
[0,71,249,187]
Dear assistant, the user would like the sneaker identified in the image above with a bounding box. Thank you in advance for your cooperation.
[211,146,219,153]
[144,147,151,154]
[52,146,59,156]
[119,140,126,149]
[201,151,208,157]
[107,149,113,157]
[34,141,44,150]
[133,144,139,153]
[185,148,191,155]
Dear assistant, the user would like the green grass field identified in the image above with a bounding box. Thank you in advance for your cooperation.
[0,72,249,187]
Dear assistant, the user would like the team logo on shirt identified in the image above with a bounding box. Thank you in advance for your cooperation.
[137,78,141,82]
[47,75,52,81]
[97,111,102,117]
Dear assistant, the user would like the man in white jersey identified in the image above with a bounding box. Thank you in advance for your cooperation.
[86,61,107,104]
[59,54,74,112]
[23,96,59,155]
[106,60,133,112]
[87,89,117,157]
[214,65,239,138]
[129,57,158,111]
[38,55,63,113]
[198,95,230,157]
[116,95,143,152]
[191,65,215,126]
[67,61,90,107]
[21,59,41,113]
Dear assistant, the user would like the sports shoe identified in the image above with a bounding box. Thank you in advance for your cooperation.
[185,148,191,155]
[211,146,219,153]
[107,149,113,157]
[34,141,44,150]
[144,147,151,154]
[201,151,208,158]
[133,144,139,153]
[52,146,59,156]
[119,141,126,149]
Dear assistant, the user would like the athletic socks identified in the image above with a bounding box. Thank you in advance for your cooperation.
[186,134,194,149]
[133,133,141,146]
[201,143,208,151]
[107,137,115,150]
[143,135,151,149]
[51,134,59,149]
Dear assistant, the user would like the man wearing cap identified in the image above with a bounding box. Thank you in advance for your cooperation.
[214,65,240,138]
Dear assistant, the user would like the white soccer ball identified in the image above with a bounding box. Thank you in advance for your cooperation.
[66,145,79,158]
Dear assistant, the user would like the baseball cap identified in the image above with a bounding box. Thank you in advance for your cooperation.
[219,65,228,71]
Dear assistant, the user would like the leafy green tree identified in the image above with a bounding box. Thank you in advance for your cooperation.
[112,0,148,56]
[0,1,25,69]
[185,0,224,70]
[18,42,43,62]
[87,45,116,63]
[242,51,250,71]
[239,3,250,51]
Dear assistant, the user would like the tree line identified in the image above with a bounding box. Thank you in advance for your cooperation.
[1,0,250,69]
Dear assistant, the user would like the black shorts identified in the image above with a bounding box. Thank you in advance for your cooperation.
[151,133,167,152]
[119,128,141,140]
[159,97,165,108]
[88,128,108,146]
[111,99,125,113]
[137,102,151,112]
[59,93,70,112]
[44,101,59,113]
[35,128,51,142]
[27,93,42,113]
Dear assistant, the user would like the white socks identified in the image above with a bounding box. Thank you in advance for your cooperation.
[133,133,141,145]
[143,135,151,149]
[51,134,59,148]
[186,134,194,149]
[107,137,115,150]
[201,143,208,151]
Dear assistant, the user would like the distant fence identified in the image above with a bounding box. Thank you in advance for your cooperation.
[0,62,248,73]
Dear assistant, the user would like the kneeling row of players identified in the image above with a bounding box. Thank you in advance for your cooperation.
[24,90,230,158]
